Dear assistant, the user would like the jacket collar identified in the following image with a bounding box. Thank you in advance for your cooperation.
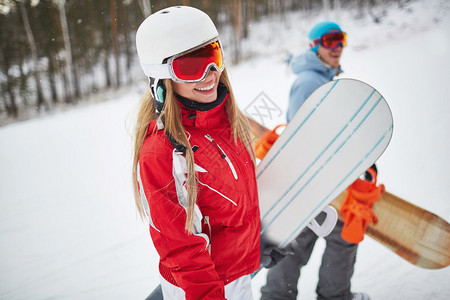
[177,84,230,129]
[292,50,343,79]
[146,84,230,139]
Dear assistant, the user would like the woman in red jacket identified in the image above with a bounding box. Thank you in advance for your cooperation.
[132,6,261,300]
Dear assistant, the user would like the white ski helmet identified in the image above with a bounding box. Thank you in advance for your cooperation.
[136,6,219,79]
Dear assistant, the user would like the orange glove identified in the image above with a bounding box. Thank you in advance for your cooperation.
[340,168,385,244]
[254,124,286,160]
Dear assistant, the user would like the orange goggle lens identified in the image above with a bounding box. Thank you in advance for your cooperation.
[172,41,224,82]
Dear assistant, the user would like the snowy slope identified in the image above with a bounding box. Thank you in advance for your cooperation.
[1,0,450,299]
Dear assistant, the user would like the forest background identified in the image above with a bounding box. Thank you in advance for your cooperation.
[0,0,406,125]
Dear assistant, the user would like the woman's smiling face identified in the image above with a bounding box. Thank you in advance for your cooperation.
[172,69,222,103]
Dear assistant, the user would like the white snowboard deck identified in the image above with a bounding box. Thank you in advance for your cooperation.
[257,79,393,247]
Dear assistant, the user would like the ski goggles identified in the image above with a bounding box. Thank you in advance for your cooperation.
[145,39,224,83]
[311,32,347,49]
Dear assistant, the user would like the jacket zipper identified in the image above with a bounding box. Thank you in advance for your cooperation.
[204,216,212,254]
[204,134,238,180]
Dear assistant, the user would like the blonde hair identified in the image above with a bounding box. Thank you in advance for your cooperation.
[132,68,254,233]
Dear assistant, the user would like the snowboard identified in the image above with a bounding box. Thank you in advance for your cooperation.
[255,78,392,248]
[248,97,450,270]
[330,191,450,269]
[145,78,393,299]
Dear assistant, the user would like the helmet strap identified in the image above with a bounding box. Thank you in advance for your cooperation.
[165,130,188,153]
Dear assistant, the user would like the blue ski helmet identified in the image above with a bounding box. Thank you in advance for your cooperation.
[308,21,342,52]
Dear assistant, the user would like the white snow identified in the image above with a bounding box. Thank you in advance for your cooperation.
[1,0,449,299]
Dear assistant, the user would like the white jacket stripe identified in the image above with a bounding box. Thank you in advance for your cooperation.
[172,150,210,249]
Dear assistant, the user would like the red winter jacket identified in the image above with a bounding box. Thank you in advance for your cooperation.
[137,90,261,299]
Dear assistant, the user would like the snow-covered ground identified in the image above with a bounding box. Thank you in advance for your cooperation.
[1,0,449,299]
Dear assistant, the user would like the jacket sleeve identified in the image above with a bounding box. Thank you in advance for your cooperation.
[138,151,226,300]
[286,75,318,122]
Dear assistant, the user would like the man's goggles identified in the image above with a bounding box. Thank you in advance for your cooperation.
[311,32,347,49]
[145,39,224,83]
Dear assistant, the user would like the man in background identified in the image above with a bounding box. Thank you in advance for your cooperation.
[260,21,370,300]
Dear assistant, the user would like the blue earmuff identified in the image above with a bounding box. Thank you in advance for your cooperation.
[149,77,166,114]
